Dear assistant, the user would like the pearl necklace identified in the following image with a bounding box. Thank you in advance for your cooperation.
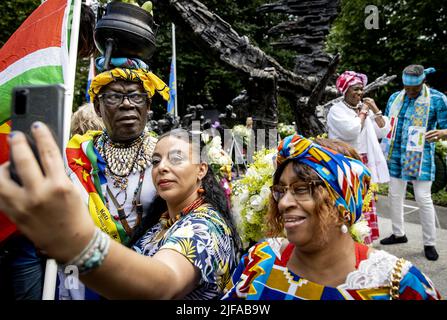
[343,99,360,111]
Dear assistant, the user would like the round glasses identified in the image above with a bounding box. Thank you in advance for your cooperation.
[270,180,322,202]
[98,92,148,107]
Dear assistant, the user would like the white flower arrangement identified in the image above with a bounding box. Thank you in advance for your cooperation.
[230,148,276,249]
[206,136,232,166]
[277,123,296,139]
[202,135,234,210]
[232,124,253,145]
[349,218,371,244]
[203,135,233,181]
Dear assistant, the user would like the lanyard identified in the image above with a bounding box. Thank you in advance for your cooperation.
[106,170,146,237]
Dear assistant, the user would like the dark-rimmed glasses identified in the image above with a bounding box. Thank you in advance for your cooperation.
[98,92,148,107]
[270,180,323,202]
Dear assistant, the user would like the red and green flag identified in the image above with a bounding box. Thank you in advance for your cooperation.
[0,0,74,242]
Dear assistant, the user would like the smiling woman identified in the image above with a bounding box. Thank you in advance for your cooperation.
[222,134,441,300]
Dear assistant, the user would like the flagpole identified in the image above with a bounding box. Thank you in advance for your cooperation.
[42,0,82,301]
[171,23,177,117]
[63,0,82,148]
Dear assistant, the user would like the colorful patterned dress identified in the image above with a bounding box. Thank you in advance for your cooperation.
[360,153,380,244]
[223,238,441,300]
[133,204,238,300]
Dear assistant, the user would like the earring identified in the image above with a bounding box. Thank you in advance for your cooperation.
[197,186,205,195]
[341,224,348,234]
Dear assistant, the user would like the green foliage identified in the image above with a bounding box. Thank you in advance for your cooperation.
[0,0,40,46]
[148,0,294,119]
[327,0,447,107]
[277,95,294,124]
[0,0,296,119]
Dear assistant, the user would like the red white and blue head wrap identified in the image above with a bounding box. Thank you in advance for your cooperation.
[336,71,368,95]
[402,67,436,86]
[276,134,371,226]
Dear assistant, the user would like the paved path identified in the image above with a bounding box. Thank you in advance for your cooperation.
[373,195,447,298]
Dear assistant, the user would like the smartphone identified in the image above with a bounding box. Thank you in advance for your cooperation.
[9,84,65,185]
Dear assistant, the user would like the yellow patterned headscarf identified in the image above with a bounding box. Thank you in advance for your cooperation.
[88,68,170,102]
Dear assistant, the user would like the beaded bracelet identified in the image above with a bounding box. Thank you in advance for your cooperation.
[374,111,383,118]
[63,227,111,275]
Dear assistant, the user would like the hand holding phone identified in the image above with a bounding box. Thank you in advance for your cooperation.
[9,84,65,185]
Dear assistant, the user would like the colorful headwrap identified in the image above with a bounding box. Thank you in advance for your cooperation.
[402,67,436,86]
[276,134,371,226]
[88,57,170,102]
[335,71,368,95]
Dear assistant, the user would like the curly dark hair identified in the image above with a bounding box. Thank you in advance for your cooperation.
[130,129,242,251]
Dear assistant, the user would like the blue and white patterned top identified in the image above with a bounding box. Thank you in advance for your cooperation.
[384,88,447,181]
[133,204,238,300]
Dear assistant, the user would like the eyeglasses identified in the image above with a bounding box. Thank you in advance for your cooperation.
[98,92,148,107]
[270,180,322,202]
[151,151,188,167]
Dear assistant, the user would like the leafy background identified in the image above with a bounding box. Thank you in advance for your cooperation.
[2,0,446,116]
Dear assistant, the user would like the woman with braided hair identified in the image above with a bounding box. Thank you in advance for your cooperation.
[222,135,440,300]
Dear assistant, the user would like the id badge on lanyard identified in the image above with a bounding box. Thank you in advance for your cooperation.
[406,126,426,152]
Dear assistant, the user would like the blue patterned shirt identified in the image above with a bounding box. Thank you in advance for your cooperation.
[133,204,238,300]
[384,88,447,181]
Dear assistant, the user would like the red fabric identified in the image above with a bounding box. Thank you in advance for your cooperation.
[279,243,295,266]
[0,213,16,243]
[354,242,369,269]
[360,153,380,244]
[278,242,369,269]
[0,124,16,243]
[399,287,424,300]
[0,0,67,72]
[335,71,368,95]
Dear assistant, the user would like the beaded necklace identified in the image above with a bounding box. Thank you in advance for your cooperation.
[95,130,155,190]
[343,99,360,112]
[159,197,206,229]
[94,130,156,237]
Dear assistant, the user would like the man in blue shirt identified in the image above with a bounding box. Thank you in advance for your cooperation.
[380,65,447,261]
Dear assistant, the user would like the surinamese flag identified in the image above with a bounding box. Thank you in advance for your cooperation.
[0,0,73,242]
